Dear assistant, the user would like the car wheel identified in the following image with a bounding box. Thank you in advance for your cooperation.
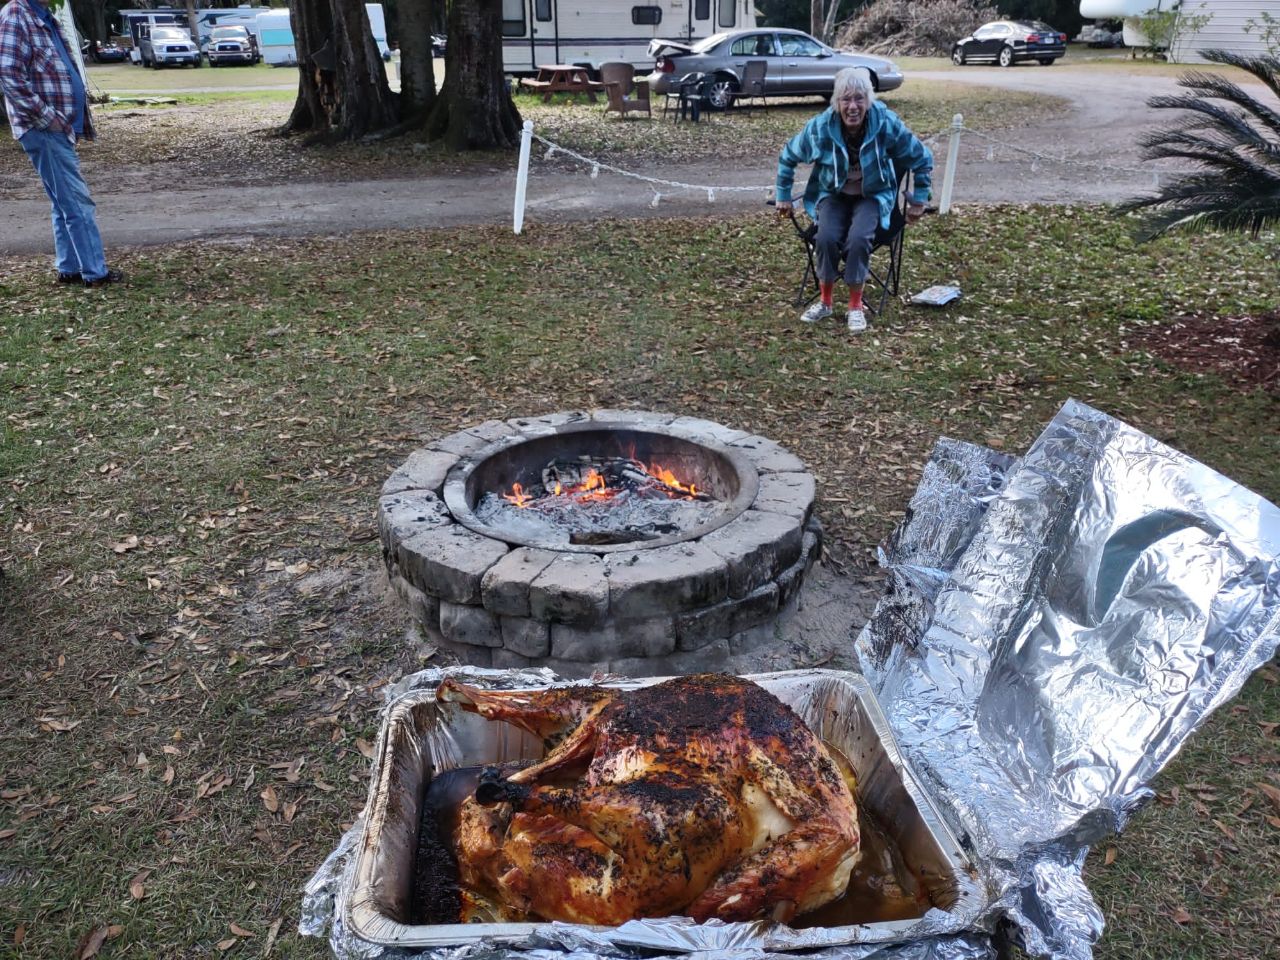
[951,46,965,66]
[1039,58,1054,65]
[704,75,739,111]
[152,59,161,69]
[998,45,1014,67]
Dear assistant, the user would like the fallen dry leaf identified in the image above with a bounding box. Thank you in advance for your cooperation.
[229,922,255,937]
[263,917,283,956]
[106,925,124,939]
[1257,781,1280,812]
[14,923,25,945]
[128,868,152,900]
[1212,819,1236,841]
[217,937,238,950]
[110,535,140,554]
[75,925,108,959]
[1170,906,1192,924]
[0,829,16,841]
[260,786,280,813]
[354,738,375,759]
[1104,846,1117,866]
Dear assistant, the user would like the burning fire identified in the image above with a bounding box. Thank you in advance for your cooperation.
[503,461,698,509]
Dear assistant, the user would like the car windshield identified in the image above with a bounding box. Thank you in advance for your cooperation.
[1026,22,1058,33]
[211,28,248,39]
[153,28,187,40]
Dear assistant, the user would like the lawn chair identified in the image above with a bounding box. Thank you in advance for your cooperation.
[600,61,651,119]
[738,60,768,115]
[663,72,711,121]
[776,164,916,318]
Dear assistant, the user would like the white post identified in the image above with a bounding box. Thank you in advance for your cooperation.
[938,113,963,215]
[513,120,534,235]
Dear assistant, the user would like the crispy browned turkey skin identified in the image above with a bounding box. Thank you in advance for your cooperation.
[436,673,860,925]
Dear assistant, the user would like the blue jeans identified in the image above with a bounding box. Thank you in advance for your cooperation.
[18,128,108,281]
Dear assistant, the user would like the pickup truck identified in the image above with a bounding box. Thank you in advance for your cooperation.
[139,25,201,69]
[204,25,260,66]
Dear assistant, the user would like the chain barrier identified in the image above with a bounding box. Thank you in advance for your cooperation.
[512,117,1178,231]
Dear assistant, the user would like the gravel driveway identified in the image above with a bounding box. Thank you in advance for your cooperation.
[0,64,1238,254]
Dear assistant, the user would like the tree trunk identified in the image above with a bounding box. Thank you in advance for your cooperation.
[425,0,520,150]
[398,0,437,120]
[810,0,823,40]
[285,0,399,141]
[185,0,200,46]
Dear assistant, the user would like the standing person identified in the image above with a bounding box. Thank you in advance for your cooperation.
[0,0,123,287]
[776,67,929,333]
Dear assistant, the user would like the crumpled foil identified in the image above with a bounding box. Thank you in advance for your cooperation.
[302,399,1280,960]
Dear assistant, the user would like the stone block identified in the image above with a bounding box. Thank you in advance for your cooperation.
[610,637,733,678]
[377,490,451,548]
[429,429,498,457]
[482,547,560,617]
[728,621,780,656]
[528,553,610,625]
[398,526,509,604]
[667,416,751,446]
[389,571,440,636]
[590,409,676,426]
[438,637,492,667]
[752,472,816,523]
[491,648,534,670]
[501,616,550,658]
[463,419,520,443]
[776,530,819,608]
[382,449,460,496]
[700,510,803,599]
[506,411,591,437]
[605,543,728,618]
[551,617,676,662]
[440,601,504,648]
[729,436,807,474]
[675,582,779,651]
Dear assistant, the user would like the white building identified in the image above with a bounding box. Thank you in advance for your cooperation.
[1079,0,1280,62]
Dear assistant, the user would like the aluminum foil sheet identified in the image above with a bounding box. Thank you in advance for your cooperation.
[304,399,1280,960]
[856,399,1280,957]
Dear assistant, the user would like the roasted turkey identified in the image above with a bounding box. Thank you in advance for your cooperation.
[436,673,860,925]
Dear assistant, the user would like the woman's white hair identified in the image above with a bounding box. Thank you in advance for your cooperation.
[830,67,875,108]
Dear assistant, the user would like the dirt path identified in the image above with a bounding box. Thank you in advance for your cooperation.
[0,66,1214,255]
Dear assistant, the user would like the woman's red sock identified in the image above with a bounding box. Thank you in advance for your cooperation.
[848,288,864,310]
[819,281,835,307]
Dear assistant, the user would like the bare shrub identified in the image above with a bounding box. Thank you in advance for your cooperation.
[836,0,997,57]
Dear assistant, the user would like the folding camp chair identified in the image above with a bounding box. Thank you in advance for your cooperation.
[778,164,914,318]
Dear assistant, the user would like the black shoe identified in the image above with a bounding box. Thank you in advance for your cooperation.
[83,268,125,288]
[57,271,81,284]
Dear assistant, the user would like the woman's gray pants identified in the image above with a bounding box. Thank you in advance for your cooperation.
[814,195,879,286]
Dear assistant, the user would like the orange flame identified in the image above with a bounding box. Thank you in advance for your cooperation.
[499,462,698,506]
[504,482,531,508]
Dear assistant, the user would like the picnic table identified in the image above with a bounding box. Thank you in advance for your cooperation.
[522,64,600,103]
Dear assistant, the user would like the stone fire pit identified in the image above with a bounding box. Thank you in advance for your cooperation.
[379,411,820,677]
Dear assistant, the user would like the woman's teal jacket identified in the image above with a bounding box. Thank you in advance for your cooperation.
[776,100,932,229]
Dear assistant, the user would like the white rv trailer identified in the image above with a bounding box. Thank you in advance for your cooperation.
[254,8,296,65]
[1079,0,1280,61]
[500,0,757,74]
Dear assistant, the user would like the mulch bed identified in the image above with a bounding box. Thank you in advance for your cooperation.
[1130,310,1280,393]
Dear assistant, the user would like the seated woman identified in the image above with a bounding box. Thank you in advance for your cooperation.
[776,67,933,333]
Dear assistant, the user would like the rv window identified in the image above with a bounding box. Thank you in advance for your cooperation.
[535,0,552,21]
[717,0,735,29]
[632,6,661,25]
[695,0,710,20]
[502,0,525,37]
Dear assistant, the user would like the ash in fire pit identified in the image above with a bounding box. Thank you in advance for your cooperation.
[475,454,727,547]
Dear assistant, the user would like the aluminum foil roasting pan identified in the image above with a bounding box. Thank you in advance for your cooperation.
[343,669,982,953]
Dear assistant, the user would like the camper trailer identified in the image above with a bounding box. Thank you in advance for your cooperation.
[254,8,296,66]
[500,0,757,73]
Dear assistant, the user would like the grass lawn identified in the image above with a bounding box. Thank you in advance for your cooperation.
[1,204,1276,957]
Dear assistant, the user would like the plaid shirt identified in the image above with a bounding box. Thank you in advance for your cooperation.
[0,0,92,141]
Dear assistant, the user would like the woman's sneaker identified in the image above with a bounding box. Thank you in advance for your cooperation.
[846,308,867,333]
[801,301,833,323]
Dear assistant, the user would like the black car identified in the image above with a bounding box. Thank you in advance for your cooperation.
[952,20,1067,67]
[82,39,127,63]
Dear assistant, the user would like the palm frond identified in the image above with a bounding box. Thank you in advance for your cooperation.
[1121,50,1280,241]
